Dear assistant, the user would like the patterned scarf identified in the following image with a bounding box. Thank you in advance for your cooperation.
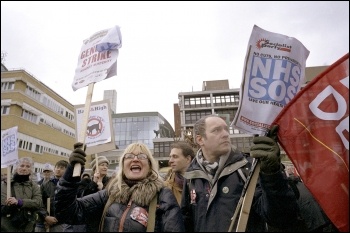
[197,149,219,179]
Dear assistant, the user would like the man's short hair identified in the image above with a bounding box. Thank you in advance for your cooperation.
[55,160,68,168]
[194,114,221,139]
[171,141,195,160]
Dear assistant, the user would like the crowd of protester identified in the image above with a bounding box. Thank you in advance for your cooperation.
[1,115,340,232]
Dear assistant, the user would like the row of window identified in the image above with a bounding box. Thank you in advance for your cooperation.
[25,86,41,101]
[2,80,75,122]
[183,94,240,108]
[153,141,172,158]
[18,134,71,158]
[22,109,38,123]
[153,136,254,159]
[1,81,14,91]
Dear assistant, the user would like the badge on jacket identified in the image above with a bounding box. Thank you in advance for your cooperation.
[130,206,148,227]
[190,189,197,204]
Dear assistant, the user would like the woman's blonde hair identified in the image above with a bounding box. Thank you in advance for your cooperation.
[107,142,162,191]
[101,143,164,231]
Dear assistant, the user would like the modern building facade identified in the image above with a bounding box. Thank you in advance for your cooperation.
[1,64,76,177]
[111,111,175,150]
[96,111,175,170]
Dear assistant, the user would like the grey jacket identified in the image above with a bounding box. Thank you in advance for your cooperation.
[1,179,42,232]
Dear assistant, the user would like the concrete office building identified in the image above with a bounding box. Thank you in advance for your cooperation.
[173,65,329,156]
[1,64,76,177]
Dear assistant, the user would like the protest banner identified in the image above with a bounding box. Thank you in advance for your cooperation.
[273,53,349,232]
[1,126,19,198]
[72,25,122,177]
[72,25,122,91]
[231,25,309,135]
[74,100,115,155]
[230,25,309,231]
[1,126,19,167]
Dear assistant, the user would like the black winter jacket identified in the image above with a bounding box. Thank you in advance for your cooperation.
[54,165,185,232]
[181,148,298,232]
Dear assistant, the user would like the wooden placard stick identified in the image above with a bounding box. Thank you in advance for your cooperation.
[6,166,11,198]
[46,197,50,232]
[73,83,95,177]
[95,154,99,174]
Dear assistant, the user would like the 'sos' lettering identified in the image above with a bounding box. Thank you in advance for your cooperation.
[2,135,16,156]
[248,57,301,105]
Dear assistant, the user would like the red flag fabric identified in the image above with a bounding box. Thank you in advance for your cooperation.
[273,53,349,232]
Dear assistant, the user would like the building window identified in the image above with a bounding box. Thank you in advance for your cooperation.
[185,111,211,124]
[25,85,41,101]
[22,109,38,123]
[1,82,14,91]
[153,141,171,158]
[1,105,10,115]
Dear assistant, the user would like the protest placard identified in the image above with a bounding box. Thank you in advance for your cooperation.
[72,25,122,176]
[232,25,309,135]
[75,100,116,155]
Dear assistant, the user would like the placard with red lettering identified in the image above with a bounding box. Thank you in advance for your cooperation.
[72,25,122,91]
[273,53,349,232]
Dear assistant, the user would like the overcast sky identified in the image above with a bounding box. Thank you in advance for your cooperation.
[1,1,349,128]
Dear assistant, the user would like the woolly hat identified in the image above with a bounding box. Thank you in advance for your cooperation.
[90,156,109,171]
[43,163,53,172]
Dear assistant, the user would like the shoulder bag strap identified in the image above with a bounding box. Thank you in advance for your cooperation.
[146,193,158,232]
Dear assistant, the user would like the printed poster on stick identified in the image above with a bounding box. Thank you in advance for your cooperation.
[72,25,122,91]
[75,100,115,155]
[1,126,19,168]
[231,25,309,135]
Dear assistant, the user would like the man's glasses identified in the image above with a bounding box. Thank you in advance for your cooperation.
[124,153,148,160]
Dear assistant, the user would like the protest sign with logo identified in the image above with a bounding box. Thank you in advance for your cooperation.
[1,126,18,168]
[71,25,121,176]
[231,25,309,135]
[72,25,122,91]
[273,53,349,232]
[75,100,115,155]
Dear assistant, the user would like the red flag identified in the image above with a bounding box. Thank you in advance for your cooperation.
[273,53,349,232]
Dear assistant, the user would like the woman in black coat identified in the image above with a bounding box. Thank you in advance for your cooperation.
[55,142,185,232]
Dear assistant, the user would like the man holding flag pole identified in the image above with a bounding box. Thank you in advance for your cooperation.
[180,25,312,232]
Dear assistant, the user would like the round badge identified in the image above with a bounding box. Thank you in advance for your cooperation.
[222,187,229,193]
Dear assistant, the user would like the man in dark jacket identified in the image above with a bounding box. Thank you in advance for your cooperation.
[35,160,71,232]
[181,115,299,232]
[285,175,338,232]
